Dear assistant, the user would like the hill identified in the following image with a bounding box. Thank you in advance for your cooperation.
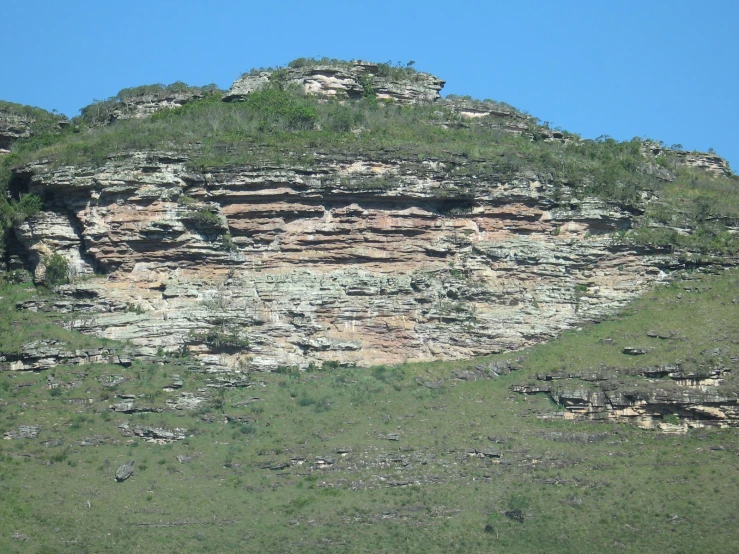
[0,58,738,552]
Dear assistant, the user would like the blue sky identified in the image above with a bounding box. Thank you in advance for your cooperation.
[3,0,737,169]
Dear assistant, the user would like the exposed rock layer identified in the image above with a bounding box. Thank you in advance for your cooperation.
[0,111,32,152]
[10,149,682,370]
[513,364,739,429]
[104,91,204,123]
[224,61,445,104]
[0,102,69,152]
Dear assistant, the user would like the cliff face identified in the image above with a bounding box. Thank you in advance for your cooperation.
[513,366,739,430]
[0,111,32,152]
[106,90,204,122]
[224,61,445,104]
[11,149,675,371]
[0,102,69,152]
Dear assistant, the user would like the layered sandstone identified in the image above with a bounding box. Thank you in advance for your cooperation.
[10,149,679,371]
[107,90,204,122]
[224,61,445,104]
[0,111,32,152]
[513,365,739,430]
[642,142,732,177]
[0,102,68,152]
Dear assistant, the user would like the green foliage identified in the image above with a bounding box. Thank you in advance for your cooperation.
[43,253,69,286]
[371,364,406,384]
[320,360,341,371]
[663,414,680,425]
[359,73,376,99]
[78,82,220,125]
[124,303,145,315]
[190,328,249,351]
[190,209,221,226]
[220,233,237,252]
[177,194,198,207]
[0,194,44,236]
[240,85,317,131]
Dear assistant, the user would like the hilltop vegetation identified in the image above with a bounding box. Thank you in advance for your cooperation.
[2,65,738,260]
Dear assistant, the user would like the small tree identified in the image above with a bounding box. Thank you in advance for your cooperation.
[44,254,69,286]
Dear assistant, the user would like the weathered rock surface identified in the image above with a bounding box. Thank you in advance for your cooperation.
[4,425,40,439]
[104,90,204,123]
[224,61,445,104]
[0,110,33,152]
[436,97,542,138]
[110,400,162,414]
[0,340,130,372]
[115,460,135,482]
[642,142,732,177]
[513,364,739,429]
[675,151,732,176]
[0,102,68,152]
[9,149,688,370]
[132,425,187,443]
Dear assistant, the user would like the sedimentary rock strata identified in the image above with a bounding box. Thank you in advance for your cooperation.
[9,148,679,371]
[512,365,739,429]
[224,61,444,104]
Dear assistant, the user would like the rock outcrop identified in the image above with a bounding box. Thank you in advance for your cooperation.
[9,148,682,371]
[675,151,732,176]
[0,339,131,372]
[513,364,739,429]
[224,61,445,104]
[0,102,68,152]
[105,90,204,122]
[0,111,32,152]
[642,142,732,177]
[3,61,734,373]
[78,84,216,126]
[115,460,135,482]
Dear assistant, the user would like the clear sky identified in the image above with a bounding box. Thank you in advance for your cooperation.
[2,0,737,169]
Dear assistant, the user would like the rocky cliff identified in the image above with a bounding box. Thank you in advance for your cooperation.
[2,60,736,376]
[513,363,739,430]
[10,147,677,372]
[0,111,32,152]
[224,60,445,104]
[0,101,68,152]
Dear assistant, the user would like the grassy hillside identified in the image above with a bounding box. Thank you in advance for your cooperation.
[1,268,737,553]
[1,63,738,551]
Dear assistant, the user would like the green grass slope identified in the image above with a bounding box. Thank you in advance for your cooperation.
[0,268,737,553]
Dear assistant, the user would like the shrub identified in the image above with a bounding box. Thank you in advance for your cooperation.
[191,328,250,352]
[663,414,680,425]
[0,195,44,238]
[43,254,69,286]
[220,233,237,252]
[371,364,406,384]
[321,360,341,371]
[241,85,317,131]
[190,210,221,226]
[177,194,198,207]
